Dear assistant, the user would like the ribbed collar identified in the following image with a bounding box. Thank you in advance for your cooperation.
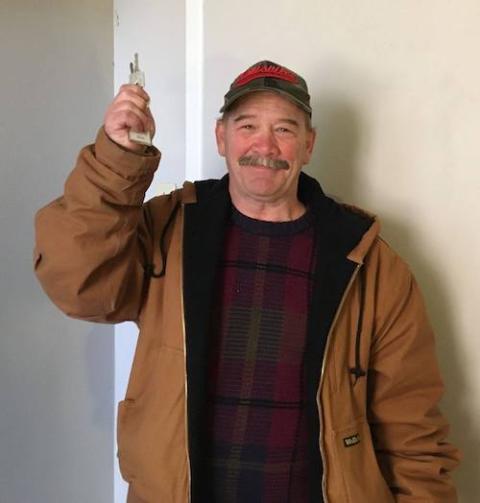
[231,205,314,236]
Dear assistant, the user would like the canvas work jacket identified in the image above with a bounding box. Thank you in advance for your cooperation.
[34,128,460,502]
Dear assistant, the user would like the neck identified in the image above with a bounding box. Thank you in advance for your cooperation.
[230,193,306,222]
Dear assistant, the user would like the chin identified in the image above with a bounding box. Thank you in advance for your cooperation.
[242,182,281,200]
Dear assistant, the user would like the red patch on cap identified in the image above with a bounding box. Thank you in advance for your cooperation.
[233,64,299,88]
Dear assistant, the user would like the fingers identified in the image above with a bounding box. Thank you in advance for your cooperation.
[145,106,156,138]
[117,84,151,111]
[104,84,156,151]
[107,109,150,137]
[109,102,150,131]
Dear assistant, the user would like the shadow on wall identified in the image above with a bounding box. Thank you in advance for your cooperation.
[307,93,366,204]
[307,91,477,501]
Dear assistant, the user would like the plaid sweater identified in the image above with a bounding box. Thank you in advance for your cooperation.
[207,207,317,502]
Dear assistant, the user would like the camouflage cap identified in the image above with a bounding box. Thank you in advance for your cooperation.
[220,60,312,117]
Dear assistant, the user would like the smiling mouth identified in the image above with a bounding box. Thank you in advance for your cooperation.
[238,155,289,170]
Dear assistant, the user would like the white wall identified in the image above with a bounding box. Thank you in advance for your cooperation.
[0,1,114,502]
[202,1,479,500]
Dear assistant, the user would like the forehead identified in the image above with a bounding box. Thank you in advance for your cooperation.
[225,91,304,119]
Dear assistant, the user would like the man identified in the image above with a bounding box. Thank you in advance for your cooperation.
[34,60,460,502]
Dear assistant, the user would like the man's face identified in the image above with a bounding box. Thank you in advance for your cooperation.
[215,91,316,209]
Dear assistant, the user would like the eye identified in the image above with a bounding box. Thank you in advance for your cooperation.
[276,126,293,134]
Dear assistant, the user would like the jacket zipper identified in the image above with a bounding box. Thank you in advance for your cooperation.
[317,263,362,502]
[180,203,192,503]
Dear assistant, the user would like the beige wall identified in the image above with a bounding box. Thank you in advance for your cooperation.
[202,1,479,500]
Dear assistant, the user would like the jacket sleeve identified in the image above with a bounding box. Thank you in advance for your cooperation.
[34,127,160,323]
[367,241,461,502]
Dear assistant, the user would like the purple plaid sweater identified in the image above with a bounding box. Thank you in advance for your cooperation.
[207,207,317,502]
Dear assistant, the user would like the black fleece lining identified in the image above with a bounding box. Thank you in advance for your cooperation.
[183,177,231,501]
[183,173,373,502]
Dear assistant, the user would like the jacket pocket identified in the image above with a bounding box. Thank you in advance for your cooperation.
[116,346,189,501]
[333,418,395,503]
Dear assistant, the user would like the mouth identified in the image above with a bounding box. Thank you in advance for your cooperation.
[238,155,289,171]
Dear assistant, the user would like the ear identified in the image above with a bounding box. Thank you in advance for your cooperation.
[215,119,226,157]
[303,127,316,164]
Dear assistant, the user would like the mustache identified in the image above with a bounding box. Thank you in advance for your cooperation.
[238,155,290,171]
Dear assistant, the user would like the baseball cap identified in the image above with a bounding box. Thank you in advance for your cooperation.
[220,60,312,117]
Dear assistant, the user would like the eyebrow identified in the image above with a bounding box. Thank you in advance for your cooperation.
[278,118,300,127]
[232,114,300,127]
[232,114,256,122]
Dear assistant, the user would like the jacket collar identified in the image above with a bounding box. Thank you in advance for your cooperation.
[182,171,378,262]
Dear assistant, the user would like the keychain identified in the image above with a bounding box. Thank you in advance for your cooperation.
[128,53,152,146]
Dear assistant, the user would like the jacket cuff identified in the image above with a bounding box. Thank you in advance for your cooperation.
[94,127,161,180]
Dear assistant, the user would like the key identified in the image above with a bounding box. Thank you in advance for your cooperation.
[128,53,152,146]
[129,53,145,87]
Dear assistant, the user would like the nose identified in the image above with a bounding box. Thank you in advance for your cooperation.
[251,128,281,157]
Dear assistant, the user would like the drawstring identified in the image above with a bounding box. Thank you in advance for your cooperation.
[349,265,367,385]
[144,201,180,278]
[144,201,368,383]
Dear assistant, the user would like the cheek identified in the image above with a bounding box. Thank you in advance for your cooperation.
[282,142,303,162]
[226,139,249,159]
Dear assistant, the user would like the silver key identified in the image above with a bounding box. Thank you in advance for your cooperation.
[129,53,145,87]
[128,53,152,146]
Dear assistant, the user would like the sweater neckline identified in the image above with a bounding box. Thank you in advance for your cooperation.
[231,205,313,236]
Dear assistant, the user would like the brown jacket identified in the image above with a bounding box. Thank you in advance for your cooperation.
[34,128,460,502]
